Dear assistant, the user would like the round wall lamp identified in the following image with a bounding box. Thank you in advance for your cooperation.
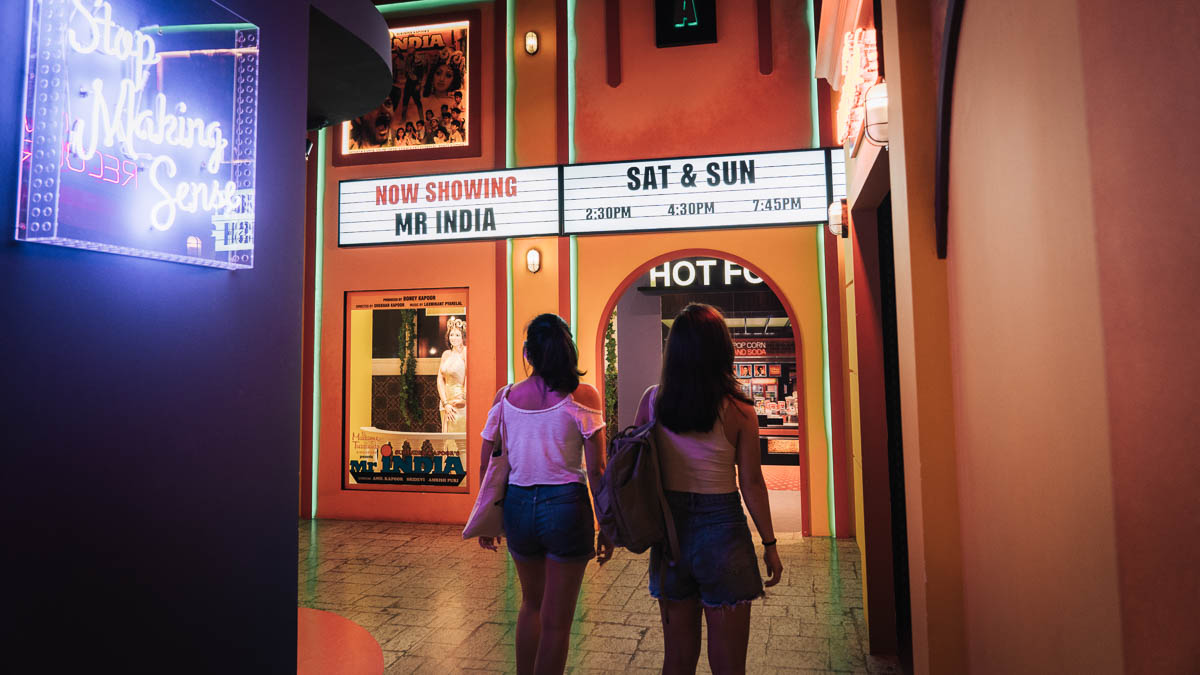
[827,198,848,238]
[524,31,539,55]
[526,247,541,273]
[864,81,889,146]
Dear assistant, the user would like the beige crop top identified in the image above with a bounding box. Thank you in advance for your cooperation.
[649,386,739,494]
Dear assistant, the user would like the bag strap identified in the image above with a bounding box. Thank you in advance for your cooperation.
[497,384,512,452]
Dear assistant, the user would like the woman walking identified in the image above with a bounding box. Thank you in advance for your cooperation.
[478,314,614,674]
[634,303,784,675]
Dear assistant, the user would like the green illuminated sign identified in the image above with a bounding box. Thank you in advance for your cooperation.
[655,0,716,48]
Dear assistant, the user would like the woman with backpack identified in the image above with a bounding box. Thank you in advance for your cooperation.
[634,302,784,675]
[477,313,614,674]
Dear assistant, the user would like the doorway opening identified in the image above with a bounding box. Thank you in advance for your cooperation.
[601,254,809,533]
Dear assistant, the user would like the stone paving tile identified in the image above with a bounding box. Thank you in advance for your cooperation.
[299,520,887,674]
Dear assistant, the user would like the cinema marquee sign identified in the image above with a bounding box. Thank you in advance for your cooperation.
[562,149,844,235]
[338,167,561,246]
[16,0,260,269]
[336,149,847,245]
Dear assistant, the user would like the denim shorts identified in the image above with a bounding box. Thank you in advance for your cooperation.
[503,483,596,563]
[649,491,764,608]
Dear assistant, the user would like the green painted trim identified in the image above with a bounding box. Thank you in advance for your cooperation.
[816,228,836,537]
[140,23,255,34]
[376,0,483,14]
[805,0,820,147]
[506,238,515,384]
[567,0,577,164]
[569,235,578,339]
[507,0,516,167]
[311,128,328,520]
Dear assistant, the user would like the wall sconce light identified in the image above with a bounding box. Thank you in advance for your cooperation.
[524,31,539,55]
[864,81,889,146]
[827,199,848,238]
[526,247,541,273]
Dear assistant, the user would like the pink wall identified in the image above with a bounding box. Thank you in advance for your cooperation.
[946,0,1125,671]
[947,0,1200,670]
[1077,3,1200,672]
[574,0,815,162]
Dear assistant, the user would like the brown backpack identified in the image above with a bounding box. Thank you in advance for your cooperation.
[594,416,680,564]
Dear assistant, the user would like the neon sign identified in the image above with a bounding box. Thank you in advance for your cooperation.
[836,28,879,147]
[648,258,764,288]
[16,0,259,269]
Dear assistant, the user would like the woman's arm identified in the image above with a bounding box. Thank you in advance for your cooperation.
[731,399,783,587]
[632,386,656,427]
[574,383,613,563]
[478,386,506,477]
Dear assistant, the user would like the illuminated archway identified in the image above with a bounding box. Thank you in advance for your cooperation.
[592,247,812,535]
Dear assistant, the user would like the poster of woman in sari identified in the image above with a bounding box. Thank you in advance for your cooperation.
[343,288,470,493]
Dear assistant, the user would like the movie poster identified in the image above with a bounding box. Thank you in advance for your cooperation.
[341,20,470,154]
[345,288,469,492]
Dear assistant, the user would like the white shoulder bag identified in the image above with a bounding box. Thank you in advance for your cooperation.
[462,385,511,539]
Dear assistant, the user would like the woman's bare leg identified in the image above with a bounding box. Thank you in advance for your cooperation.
[534,558,588,674]
[660,597,702,674]
[704,603,752,674]
[512,556,546,675]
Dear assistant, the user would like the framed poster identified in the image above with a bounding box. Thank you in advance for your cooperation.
[768,364,782,377]
[737,364,753,378]
[334,12,481,165]
[344,288,470,492]
[753,363,768,378]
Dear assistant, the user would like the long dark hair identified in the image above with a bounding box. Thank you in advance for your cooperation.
[524,313,584,393]
[423,58,465,97]
[656,303,752,433]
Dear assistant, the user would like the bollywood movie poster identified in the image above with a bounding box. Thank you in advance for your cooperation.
[344,288,469,492]
[340,19,470,156]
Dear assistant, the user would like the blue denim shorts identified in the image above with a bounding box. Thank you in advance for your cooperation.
[503,483,596,563]
[649,491,764,608]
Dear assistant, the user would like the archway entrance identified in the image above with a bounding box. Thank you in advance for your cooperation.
[596,252,809,533]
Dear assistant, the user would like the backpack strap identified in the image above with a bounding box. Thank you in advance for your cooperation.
[646,394,679,627]
[648,390,681,628]
[646,387,680,564]
[651,431,680,565]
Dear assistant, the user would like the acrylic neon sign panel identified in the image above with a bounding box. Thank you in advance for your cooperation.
[16,0,259,269]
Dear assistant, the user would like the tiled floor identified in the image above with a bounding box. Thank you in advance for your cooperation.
[298,519,901,674]
[761,465,805,491]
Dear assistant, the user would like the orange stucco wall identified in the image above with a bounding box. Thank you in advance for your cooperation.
[946,0,1125,671]
[511,236,562,376]
[837,228,868,615]
[317,235,499,522]
[315,3,502,522]
[575,228,832,536]
[574,0,816,162]
[879,0,966,670]
[1077,3,1200,671]
[513,0,558,166]
[928,0,1200,669]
